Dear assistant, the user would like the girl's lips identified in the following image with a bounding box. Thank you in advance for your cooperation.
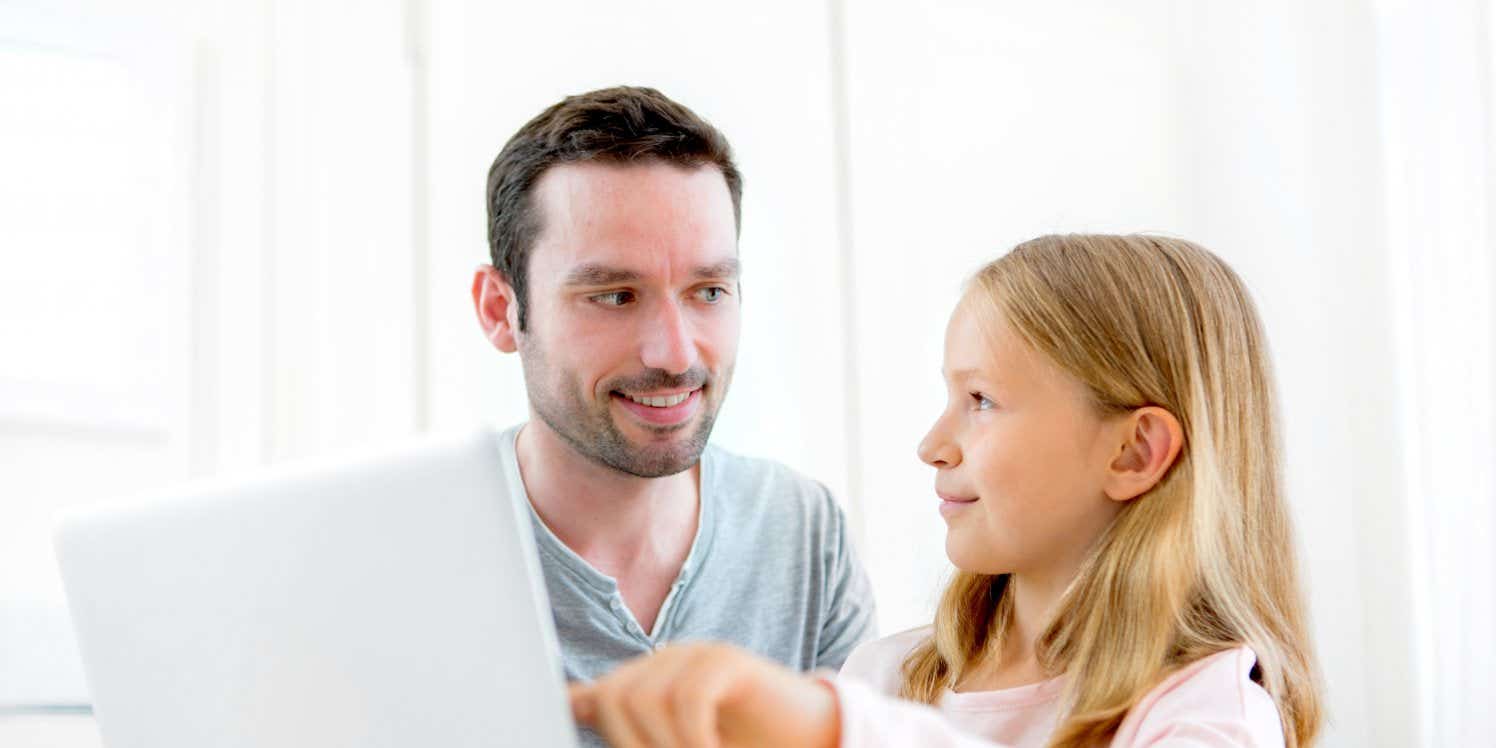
[937,492,978,503]
[937,492,978,518]
[939,499,976,517]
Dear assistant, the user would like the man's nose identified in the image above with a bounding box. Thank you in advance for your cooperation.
[639,298,696,375]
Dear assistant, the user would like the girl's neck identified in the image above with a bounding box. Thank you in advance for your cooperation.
[954,571,1073,693]
[1007,569,1071,649]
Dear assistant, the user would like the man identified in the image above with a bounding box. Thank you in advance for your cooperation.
[471,86,876,745]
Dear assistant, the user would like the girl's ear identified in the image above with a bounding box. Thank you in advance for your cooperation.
[1103,406,1184,502]
[472,265,521,353]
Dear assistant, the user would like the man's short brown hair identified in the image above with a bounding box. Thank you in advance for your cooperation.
[485,86,743,331]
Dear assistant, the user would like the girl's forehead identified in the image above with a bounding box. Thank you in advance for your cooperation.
[944,299,1028,377]
[945,296,1089,404]
[951,296,1023,354]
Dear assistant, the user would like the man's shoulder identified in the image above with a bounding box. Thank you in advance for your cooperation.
[704,442,842,518]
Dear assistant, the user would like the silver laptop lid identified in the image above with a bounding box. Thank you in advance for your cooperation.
[55,429,578,748]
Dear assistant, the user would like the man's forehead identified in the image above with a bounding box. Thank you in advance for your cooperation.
[532,161,733,229]
[527,160,739,283]
[534,159,730,206]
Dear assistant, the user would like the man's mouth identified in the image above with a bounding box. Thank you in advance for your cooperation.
[610,388,703,427]
[618,390,694,408]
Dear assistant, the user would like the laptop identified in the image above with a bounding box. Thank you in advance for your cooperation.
[54,429,580,748]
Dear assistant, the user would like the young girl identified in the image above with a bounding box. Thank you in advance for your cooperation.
[568,234,1324,747]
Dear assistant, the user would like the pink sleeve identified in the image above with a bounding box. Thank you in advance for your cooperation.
[825,676,1016,748]
[827,646,1283,748]
[1117,649,1284,748]
[1138,720,1275,746]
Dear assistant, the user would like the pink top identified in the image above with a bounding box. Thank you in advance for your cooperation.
[828,627,1283,747]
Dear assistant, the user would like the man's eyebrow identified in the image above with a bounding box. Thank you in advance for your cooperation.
[562,259,740,286]
[694,259,741,280]
[562,264,641,286]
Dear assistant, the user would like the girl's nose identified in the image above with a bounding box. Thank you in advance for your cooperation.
[917,417,960,468]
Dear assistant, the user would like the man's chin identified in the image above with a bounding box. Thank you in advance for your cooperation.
[619,421,695,443]
[606,447,699,478]
[606,423,712,477]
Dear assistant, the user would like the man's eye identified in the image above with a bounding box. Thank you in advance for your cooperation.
[970,392,995,411]
[590,291,634,307]
[695,286,727,303]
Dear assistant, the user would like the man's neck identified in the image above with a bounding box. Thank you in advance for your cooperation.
[513,419,700,588]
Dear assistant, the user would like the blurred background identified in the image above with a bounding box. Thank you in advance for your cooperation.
[2,0,1492,745]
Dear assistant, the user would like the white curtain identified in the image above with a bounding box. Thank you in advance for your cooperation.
[1374,0,1496,745]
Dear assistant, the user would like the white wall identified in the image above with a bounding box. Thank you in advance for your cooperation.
[1372,0,1496,743]
[0,0,197,714]
[4,1,1492,746]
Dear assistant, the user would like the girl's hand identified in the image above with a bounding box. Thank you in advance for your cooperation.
[567,642,841,748]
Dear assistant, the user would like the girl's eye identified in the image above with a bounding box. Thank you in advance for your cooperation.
[694,286,728,304]
[970,392,995,411]
[590,290,635,307]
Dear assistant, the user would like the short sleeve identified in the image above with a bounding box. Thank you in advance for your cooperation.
[813,486,877,670]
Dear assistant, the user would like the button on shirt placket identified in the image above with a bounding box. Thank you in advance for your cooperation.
[607,596,647,645]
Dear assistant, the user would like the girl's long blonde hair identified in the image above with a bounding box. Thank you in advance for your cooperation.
[899,234,1323,746]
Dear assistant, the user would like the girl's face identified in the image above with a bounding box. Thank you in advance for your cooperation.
[918,299,1125,579]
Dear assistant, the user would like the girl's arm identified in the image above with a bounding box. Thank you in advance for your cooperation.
[568,642,838,748]
[569,642,1281,748]
[568,642,1011,748]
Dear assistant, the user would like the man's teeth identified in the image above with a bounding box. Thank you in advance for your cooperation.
[624,391,692,408]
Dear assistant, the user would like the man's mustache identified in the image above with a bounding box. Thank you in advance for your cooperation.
[605,367,709,393]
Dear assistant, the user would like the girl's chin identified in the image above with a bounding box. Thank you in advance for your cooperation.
[944,538,1012,576]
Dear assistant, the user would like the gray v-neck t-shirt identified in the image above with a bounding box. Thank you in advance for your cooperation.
[498,424,876,743]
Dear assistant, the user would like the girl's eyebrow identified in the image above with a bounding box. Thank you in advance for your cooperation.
[942,367,983,381]
[944,367,1011,391]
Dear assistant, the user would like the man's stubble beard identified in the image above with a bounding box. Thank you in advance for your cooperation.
[517,333,732,478]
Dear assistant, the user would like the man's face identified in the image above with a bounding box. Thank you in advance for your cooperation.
[516,160,741,477]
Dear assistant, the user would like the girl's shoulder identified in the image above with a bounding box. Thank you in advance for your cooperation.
[837,625,933,696]
[1115,647,1285,747]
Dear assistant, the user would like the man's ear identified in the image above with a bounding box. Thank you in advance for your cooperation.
[472,265,520,353]
[1103,406,1185,502]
